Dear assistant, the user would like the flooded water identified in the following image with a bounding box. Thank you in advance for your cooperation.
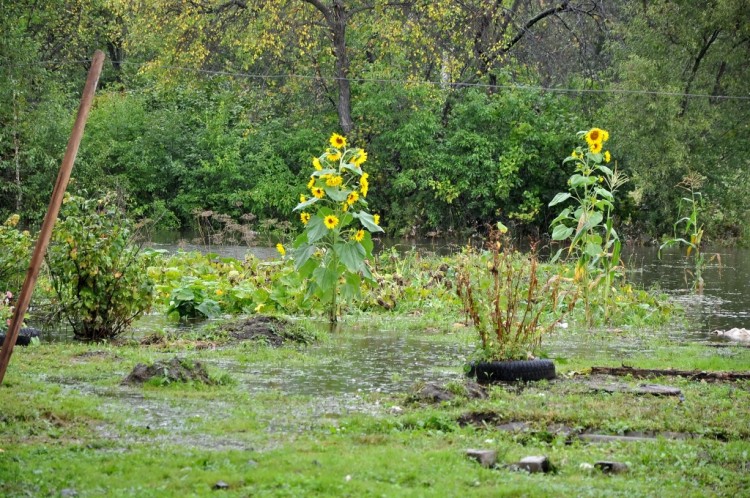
[215,327,472,396]
[624,245,750,334]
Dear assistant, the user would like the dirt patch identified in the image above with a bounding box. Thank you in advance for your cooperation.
[223,315,309,347]
[122,357,214,385]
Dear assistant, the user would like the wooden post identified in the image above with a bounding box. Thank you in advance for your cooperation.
[0,50,105,385]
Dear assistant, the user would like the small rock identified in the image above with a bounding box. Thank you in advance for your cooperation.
[212,480,229,490]
[389,405,404,415]
[517,456,552,473]
[466,449,498,468]
[579,462,594,471]
[60,489,78,497]
[415,383,455,403]
[594,461,629,474]
[464,381,487,399]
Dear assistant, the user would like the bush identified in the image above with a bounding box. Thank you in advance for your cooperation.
[47,194,155,341]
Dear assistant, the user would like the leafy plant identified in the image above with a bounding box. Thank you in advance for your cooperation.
[549,128,628,324]
[658,173,714,292]
[456,224,576,361]
[47,193,155,341]
[0,214,32,292]
[291,133,384,323]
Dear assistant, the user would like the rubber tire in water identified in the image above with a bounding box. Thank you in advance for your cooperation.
[467,359,556,383]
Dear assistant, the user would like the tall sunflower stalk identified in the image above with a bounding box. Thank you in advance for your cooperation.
[290,133,384,324]
[549,128,628,325]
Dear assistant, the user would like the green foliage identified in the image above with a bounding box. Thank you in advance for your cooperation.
[291,134,384,323]
[0,214,32,293]
[456,227,577,361]
[47,194,155,340]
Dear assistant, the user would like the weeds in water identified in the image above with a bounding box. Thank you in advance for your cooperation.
[456,225,577,361]
[659,173,718,292]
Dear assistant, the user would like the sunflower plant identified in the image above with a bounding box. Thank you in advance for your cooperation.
[290,133,384,323]
[549,128,628,324]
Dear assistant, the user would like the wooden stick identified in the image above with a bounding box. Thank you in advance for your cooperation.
[590,365,750,382]
[0,50,105,385]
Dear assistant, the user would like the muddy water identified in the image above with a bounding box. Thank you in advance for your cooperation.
[624,246,750,334]
[214,327,472,396]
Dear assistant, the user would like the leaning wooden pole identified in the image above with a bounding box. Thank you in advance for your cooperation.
[0,50,104,385]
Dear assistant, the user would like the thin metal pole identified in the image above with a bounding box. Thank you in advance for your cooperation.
[0,50,105,385]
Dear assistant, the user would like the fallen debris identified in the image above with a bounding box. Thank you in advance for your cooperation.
[122,356,215,385]
[590,366,750,382]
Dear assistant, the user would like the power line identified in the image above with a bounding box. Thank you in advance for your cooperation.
[7,58,750,101]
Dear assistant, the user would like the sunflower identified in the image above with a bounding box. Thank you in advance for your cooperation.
[359,177,369,197]
[589,141,603,154]
[601,130,610,142]
[312,187,325,199]
[299,194,307,203]
[324,215,339,230]
[312,157,322,171]
[352,149,368,166]
[307,177,315,189]
[604,151,611,163]
[347,191,359,205]
[330,133,347,149]
[585,128,605,146]
[326,150,342,162]
[373,214,380,225]
[300,212,311,224]
[353,229,365,242]
[326,175,343,187]
[276,243,286,257]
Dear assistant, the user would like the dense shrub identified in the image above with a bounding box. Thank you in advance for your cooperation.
[47,194,155,340]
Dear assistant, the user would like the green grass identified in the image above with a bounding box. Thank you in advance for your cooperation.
[1,321,749,497]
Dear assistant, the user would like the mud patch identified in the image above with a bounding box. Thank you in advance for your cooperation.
[223,315,309,347]
[122,357,214,385]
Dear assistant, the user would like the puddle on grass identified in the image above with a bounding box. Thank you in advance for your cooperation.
[211,327,473,396]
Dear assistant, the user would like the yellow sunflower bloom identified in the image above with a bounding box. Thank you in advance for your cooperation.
[589,141,603,154]
[353,229,365,242]
[604,151,611,163]
[347,191,359,205]
[300,194,307,203]
[276,243,286,257]
[601,130,610,142]
[360,177,369,197]
[330,133,347,149]
[585,128,605,146]
[352,149,368,166]
[313,157,322,171]
[312,187,325,199]
[326,150,342,162]
[373,214,380,225]
[326,175,343,187]
[324,215,339,230]
[307,177,315,189]
[300,212,311,224]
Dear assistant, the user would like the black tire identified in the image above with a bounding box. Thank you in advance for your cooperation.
[467,359,556,383]
[0,327,42,347]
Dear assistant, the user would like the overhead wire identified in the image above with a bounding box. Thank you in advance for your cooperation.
[6,58,750,101]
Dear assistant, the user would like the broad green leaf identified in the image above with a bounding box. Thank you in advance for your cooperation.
[552,225,574,241]
[324,187,349,202]
[293,243,316,271]
[585,242,602,258]
[570,174,595,188]
[548,192,572,206]
[293,197,319,212]
[353,211,384,233]
[335,241,366,273]
[313,266,338,293]
[360,230,374,256]
[595,187,614,201]
[306,216,329,244]
[550,207,571,225]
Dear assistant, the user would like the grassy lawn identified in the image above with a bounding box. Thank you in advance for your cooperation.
[1,320,749,497]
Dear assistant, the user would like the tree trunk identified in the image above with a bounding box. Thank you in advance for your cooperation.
[331,1,353,134]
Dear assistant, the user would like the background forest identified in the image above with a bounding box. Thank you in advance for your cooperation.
[1,0,748,243]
